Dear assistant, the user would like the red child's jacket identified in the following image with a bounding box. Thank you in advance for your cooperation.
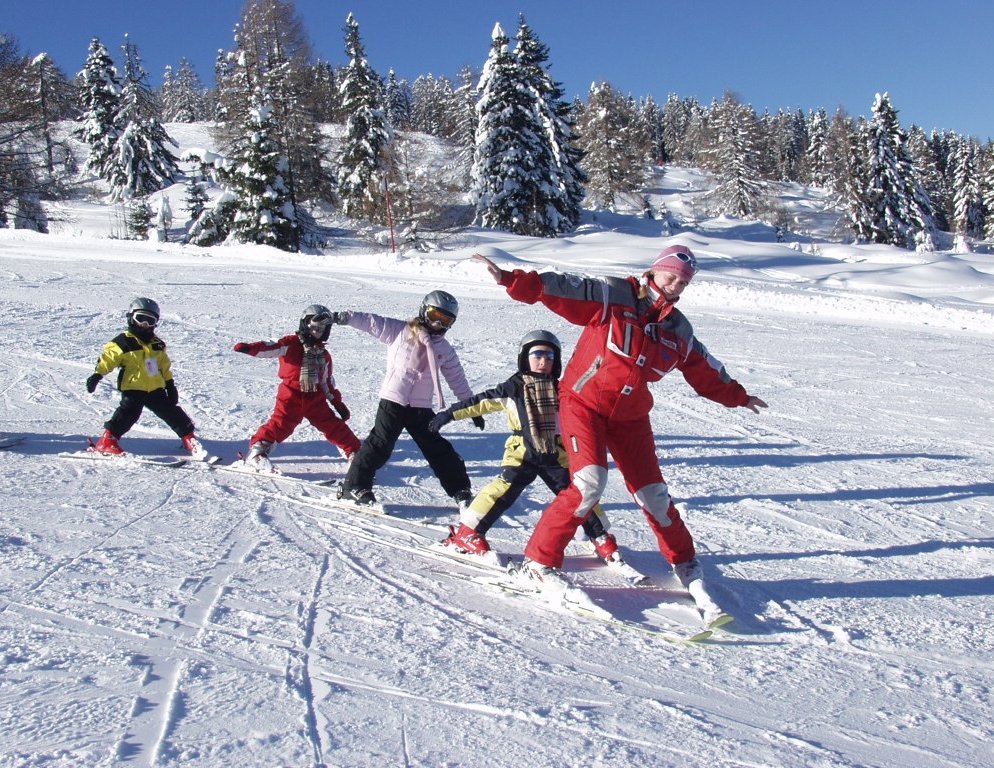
[238,333,345,405]
[499,269,749,421]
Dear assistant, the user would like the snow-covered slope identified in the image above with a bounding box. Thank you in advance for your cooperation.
[1,128,993,767]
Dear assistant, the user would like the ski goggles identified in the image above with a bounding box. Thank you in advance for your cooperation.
[424,306,456,330]
[528,350,556,360]
[306,312,332,329]
[131,311,159,328]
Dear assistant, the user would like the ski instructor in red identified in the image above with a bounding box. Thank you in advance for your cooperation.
[472,245,767,622]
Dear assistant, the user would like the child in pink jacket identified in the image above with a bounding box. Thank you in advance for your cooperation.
[330,291,481,507]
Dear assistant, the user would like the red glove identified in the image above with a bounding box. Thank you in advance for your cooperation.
[233,342,253,354]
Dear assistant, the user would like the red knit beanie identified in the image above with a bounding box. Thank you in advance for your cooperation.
[649,245,698,283]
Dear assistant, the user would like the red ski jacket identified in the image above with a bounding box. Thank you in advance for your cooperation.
[499,268,749,421]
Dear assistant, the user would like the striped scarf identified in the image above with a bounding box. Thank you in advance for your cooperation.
[299,344,326,393]
[522,374,559,456]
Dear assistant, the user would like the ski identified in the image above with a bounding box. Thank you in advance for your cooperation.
[58,450,187,468]
[211,459,342,490]
[572,537,651,585]
[447,567,711,644]
[0,436,25,450]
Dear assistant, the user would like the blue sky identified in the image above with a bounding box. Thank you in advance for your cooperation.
[5,0,992,140]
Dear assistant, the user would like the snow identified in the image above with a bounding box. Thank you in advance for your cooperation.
[2,130,994,767]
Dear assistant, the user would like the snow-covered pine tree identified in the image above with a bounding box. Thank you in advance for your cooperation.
[336,13,391,222]
[904,126,947,232]
[105,36,179,200]
[410,74,452,137]
[704,94,766,217]
[804,108,832,187]
[184,175,208,226]
[219,91,297,250]
[447,66,480,178]
[160,58,208,122]
[950,138,984,239]
[576,81,644,211]
[472,23,533,233]
[981,144,994,241]
[126,194,153,239]
[863,92,934,248]
[75,38,122,183]
[385,69,412,130]
[512,16,585,234]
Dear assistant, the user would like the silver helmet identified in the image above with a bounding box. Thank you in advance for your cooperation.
[419,290,459,333]
[518,329,562,378]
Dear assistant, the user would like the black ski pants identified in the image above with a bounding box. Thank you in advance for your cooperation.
[105,388,195,438]
[345,399,470,499]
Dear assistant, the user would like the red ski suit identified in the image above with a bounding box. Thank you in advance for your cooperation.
[498,268,750,568]
[241,333,360,455]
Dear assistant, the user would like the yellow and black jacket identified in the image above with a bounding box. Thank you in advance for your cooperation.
[93,331,173,392]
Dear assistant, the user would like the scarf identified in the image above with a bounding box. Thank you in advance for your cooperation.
[522,374,559,456]
[299,341,326,393]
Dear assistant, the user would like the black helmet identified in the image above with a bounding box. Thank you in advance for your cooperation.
[419,290,458,333]
[518,329,561,378]
[299,303,332,342]
[127,297,160,334]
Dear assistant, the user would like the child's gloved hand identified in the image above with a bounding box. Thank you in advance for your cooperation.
[86,373,102,393]
[233,342,252,354]
[471,416,485,431]
[165,380,178,405]
[330,311,350,325]
[428,411,453,433]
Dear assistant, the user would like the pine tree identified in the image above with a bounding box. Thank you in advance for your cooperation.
[804,108,832,187]
[217,90,297,249]
[472,19,584,236]
[385,69,412,130]
[160,58,208,122]
[75,38,122,182]
[105,37,179,200]
[183,175,208,225]
[576,81,643,211]
[705,94,766,217]
[981,143,994,241]
[471,23,533,233]
[215,0,327,204]
[950,138,984,239]
[863,92,934,247]
[512,16,585,234]
[126,194,153,239]
[336,13,391,221]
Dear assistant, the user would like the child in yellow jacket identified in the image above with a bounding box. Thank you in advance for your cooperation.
[86,297,205,458]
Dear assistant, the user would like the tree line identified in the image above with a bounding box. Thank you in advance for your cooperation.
[2,1,993,252]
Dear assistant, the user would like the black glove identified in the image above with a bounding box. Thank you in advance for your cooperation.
[472,416,485,431]
[165,380,178,405]
[330,311,350,325]
[428,410,453,433]
[330,392,351,421]
[233,342,253,354]
[86,373,102,393]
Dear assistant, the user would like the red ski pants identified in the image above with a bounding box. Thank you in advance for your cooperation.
[252,384,360,455]
[523,393,695,568]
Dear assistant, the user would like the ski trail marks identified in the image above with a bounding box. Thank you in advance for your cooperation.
[113,511,258,766]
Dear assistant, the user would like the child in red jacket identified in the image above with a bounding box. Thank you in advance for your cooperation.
[233,305,360,471]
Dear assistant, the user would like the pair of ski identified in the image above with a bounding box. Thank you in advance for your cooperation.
[283,491,724,645]
[59,438,221,468]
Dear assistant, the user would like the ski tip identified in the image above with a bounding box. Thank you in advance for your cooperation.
[706,613,735,630]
